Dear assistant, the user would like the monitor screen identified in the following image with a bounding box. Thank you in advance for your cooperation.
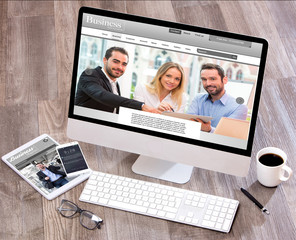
[67,7,268,183]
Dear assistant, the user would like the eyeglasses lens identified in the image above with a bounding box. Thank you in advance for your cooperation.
[59,201,78,217]
[80,211,101,229]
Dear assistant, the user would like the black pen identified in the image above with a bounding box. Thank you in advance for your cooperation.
[170,107,174,112]
[241,188,270,215]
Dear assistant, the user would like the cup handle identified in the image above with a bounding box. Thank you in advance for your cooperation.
[280,165,293,182]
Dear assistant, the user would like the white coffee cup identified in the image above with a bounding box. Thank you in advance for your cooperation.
[256,147,293,187]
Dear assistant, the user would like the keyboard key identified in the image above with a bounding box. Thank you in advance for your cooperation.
[83,189,91,195]
[86,185,96,190]
[166,212,176,219]
[206,210,212,215]
[223,202,230,208]
[108,200,147,213]
[98,192,105,198]
[202,220,210,227]
[228,209,235,215]
[174,192,183,198]
[230,203,236,209]
[192,218,199,224]
[91,191,98,196]
[157,211,166,217]
[90,196,99,202]
[187,195,193,200]
[98,198,108,205]
[163,206,178,213]
[156,205,163,210]
[198,202,205,208]
[222,219,231,231]
[104,193,111,199]
[80,194,90,201]
[208,205,214,210]
[88,180,97,185]
[215,223,222,229]
[221,207,227,213]
[187,212,194,218]
[147,209,157,215]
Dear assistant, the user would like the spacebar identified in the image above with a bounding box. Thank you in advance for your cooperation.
[108,200,148,213]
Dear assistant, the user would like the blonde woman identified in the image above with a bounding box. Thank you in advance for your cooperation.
[134,62,187,113]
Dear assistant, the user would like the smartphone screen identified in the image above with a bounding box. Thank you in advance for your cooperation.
[57,143,89,175]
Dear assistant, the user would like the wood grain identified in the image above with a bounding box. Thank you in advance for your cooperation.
[0,1,7,106]
[6,14,57,105]
[1,1,296,239]
[7,0,53,17]
[0,1,7,85]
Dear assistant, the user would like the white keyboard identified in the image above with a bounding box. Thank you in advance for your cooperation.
[79,171,239,233]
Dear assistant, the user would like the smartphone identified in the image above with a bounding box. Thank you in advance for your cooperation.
[56,142,91,177]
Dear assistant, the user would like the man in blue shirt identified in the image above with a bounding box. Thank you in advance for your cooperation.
[187,63,248,132]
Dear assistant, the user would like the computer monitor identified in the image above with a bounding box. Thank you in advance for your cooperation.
[67,7,268,184]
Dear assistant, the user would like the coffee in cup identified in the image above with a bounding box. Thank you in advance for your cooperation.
[259,153,284,167]
[256,147,293,187]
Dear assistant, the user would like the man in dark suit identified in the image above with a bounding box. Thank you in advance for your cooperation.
[36,163,68,189]
[75,46,160,114]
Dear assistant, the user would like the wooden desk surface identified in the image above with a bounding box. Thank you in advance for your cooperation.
[1,1,296,239]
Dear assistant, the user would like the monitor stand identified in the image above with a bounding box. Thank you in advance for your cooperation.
[132,155,193,184]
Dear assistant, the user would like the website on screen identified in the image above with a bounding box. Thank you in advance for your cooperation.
[73,13,263,150]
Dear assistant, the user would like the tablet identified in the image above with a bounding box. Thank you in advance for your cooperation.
[56,141,91,177]
[1,134,91,200]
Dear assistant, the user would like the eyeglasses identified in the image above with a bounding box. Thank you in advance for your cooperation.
[57,199,103,230]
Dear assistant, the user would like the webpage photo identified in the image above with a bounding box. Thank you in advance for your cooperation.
[72,12,263,151]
